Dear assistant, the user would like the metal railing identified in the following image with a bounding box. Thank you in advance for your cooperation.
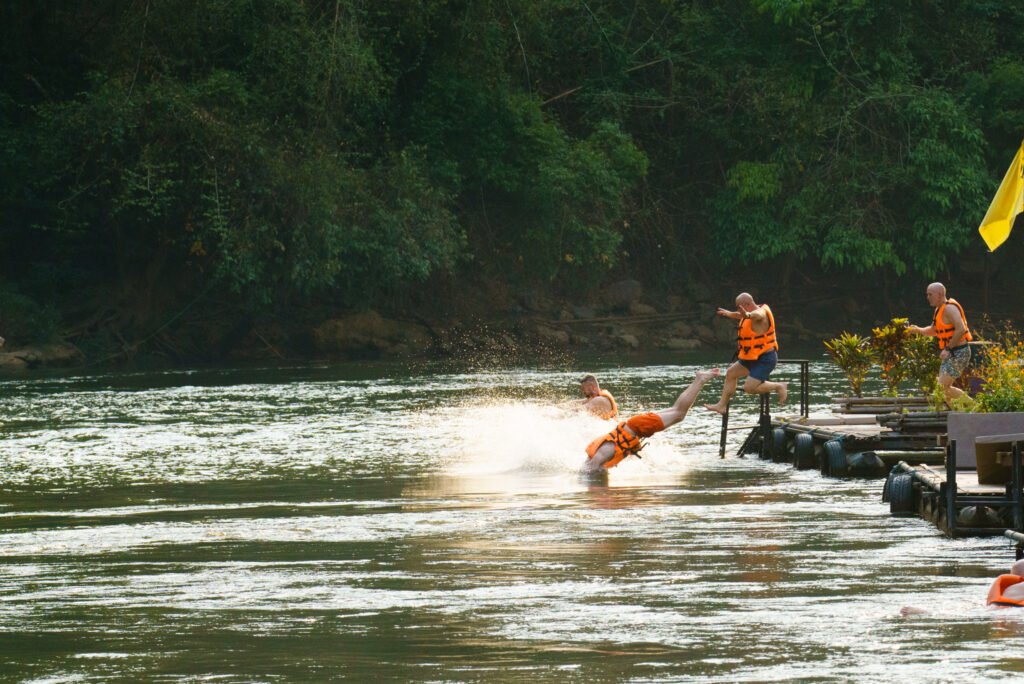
[945,435,1024,537]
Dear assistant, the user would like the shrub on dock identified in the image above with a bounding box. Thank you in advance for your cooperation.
[870,318,912,396]
[966,332,1024,413]
[904,335,941,397]
[823,332,878,397]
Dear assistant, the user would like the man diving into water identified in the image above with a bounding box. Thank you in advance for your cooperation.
[704,292,787,415]
[581,369,720,474]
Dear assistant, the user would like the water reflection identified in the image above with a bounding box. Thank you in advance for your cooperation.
[0,361,1022,681]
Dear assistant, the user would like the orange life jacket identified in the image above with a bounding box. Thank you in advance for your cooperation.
[932,298,973,350]
[596,389,618,420]
[987,575,1024,607]
[736,304,778,361]
[585,421,643,469]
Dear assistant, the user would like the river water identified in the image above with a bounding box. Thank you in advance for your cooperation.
[1,358,1023,682]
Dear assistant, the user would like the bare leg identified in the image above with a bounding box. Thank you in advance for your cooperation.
[704,362,748,414]
[938,372,966,403]
[657,369,721,428]
[742,376,788,405]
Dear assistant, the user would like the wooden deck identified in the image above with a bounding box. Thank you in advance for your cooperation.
[731,389,1024,539]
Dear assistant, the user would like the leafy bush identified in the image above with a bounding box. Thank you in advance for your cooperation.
[904,335,942,397]
[870,318,912,396]
[970,334,1024,413]
[0,287,61,345]
[824,332,878,397]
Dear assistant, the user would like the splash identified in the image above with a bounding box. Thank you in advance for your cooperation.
[414,398,699,479]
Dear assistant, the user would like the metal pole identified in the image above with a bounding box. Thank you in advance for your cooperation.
[946,440,958,537]
[1013,440,1023,532]
[801,360,809,418]
[758,393,771,459]
[719,401,730,459]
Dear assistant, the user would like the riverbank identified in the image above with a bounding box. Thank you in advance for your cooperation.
[3,258,1020,372]
[0,278,841,372]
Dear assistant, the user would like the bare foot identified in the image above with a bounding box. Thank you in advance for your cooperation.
[704,402,727,415]
[695,368,722,382]
[777,382,788,405]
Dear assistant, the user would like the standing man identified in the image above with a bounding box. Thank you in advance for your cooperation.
[582,369,720,472]
[704,292,787,414]
[907,282,972,403]
[579,374,618,419]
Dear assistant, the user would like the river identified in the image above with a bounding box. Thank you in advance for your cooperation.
[1,358,1022,682]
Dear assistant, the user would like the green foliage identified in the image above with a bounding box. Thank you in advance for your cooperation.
[0,286,61,345]
[870,318,911,396]
[2,0,1024,340]
[969,334,1024,413]
[903,334,942,397]
[823,332,878,397]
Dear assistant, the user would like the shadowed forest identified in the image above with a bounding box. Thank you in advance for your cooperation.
[3,0,1024,364]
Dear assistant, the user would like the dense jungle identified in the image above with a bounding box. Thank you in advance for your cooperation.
[2,0,1024,366]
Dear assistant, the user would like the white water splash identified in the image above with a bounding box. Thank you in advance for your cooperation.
[412,399,703,479]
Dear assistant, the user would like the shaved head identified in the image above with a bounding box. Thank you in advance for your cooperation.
[736,292,754,307]
[1013,559,1024,577]
[925,282,947,307]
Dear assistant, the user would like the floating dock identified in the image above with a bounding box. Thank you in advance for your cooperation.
[728,361,1024,538]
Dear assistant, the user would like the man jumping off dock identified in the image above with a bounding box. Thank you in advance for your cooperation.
[704,292,787,415]
[581,369,720,473]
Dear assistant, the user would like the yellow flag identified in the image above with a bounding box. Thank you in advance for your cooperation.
[979,142,1024,251]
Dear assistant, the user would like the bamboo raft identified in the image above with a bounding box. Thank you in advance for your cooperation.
[730,384,1024,538]
[883,435,1024,537]
[732,391,946,477]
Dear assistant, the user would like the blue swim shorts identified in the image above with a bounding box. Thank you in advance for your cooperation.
[738,349,778,382]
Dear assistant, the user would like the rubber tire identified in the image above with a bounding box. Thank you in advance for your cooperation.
[882,470,897,502]
[771,427,788,462]
[793,433,815,470]
[762,427,784,460]
[823,440,848,477]
[889,474,915,514]
[848,451,885,477]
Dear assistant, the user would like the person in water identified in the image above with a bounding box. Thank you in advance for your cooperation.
[704,292,787,415]
[579,374,618,420]
[582,369,720,473]
[907,282,973,405]
[902,558,1024,615]
[987,558,1024,607]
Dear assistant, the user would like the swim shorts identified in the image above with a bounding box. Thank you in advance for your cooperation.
[625,412,665,438]
[940,344,971,378]
[738,349,778,382]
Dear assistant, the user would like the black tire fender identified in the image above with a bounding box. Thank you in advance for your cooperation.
[793,433,815,470]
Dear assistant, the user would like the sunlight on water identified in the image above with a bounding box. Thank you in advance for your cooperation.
[2,361,1024,681]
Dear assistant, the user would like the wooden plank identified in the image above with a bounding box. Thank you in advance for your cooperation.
[977,433,1024,444]
[782,416,878,426]
[827,397,933,403]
